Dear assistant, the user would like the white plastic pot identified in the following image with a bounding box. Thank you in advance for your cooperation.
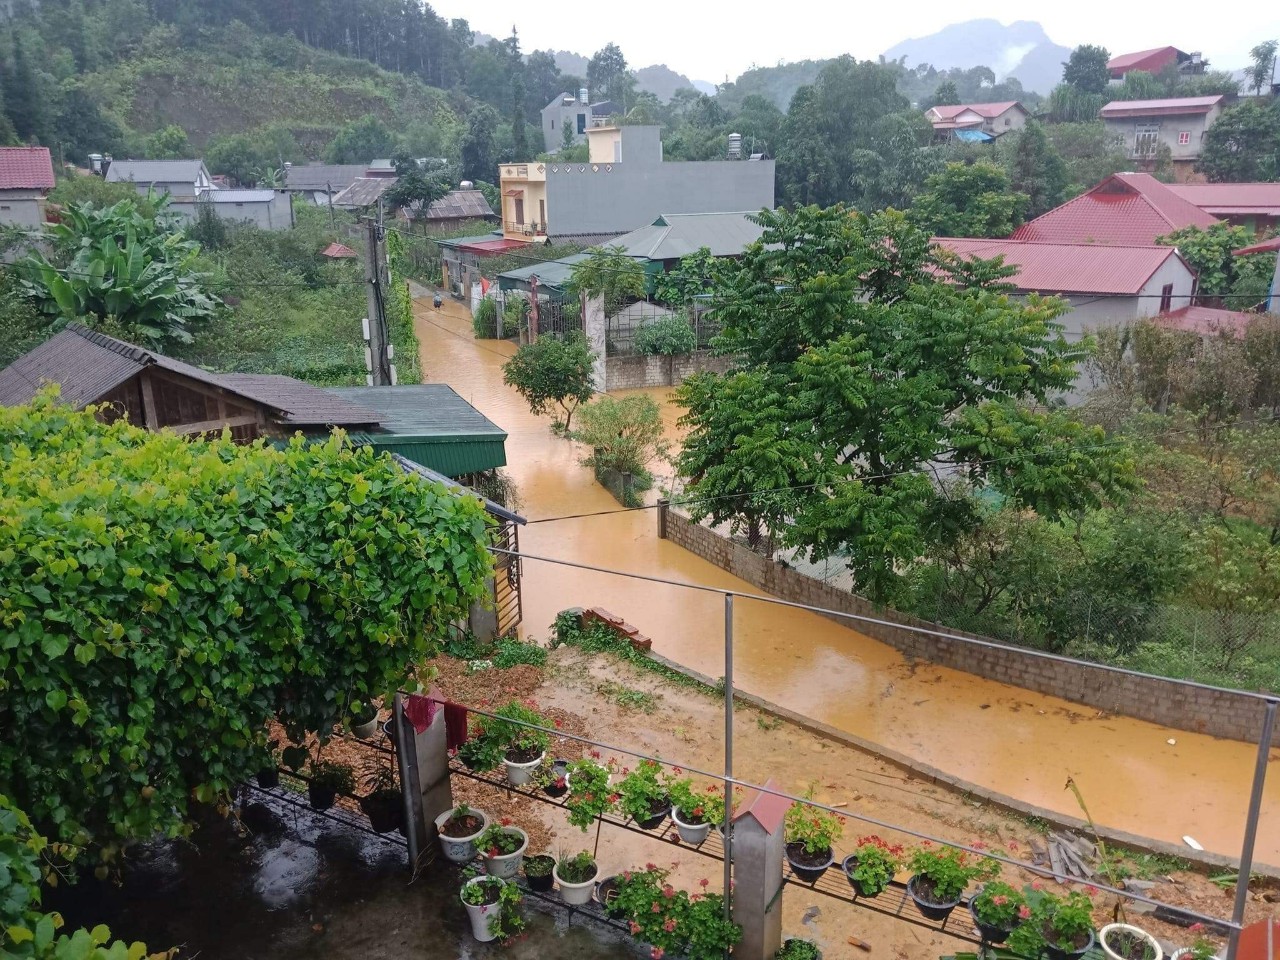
[481,827,529,880]
[461,876,505,942]
[553,860,599,905]
[434,806,491,864]
[350,714,379,739]
[672,806,712,844]
[1101,923,1164,960]
[504,751,545,786]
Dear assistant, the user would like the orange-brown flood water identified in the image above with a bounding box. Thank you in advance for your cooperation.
[414,295,1279,865]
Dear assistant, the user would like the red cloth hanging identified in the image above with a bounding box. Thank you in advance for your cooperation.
[404,693,437,734]
[443,702,469,752]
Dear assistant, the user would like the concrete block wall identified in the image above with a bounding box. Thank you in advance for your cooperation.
[660,507,1270,743]
[604,350,734,391]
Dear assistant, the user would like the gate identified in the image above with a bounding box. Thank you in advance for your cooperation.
[491,519,522,638]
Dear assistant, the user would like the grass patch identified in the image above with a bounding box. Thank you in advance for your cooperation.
[551,611,716,697]
[444,631,548,670]
[596,680,659,712]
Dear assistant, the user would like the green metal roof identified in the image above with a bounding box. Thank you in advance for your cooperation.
[497,252,592,293]
[328,385,508,478]
[436,231,504,250]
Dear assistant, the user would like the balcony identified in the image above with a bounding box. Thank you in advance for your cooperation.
[505,220,547,238]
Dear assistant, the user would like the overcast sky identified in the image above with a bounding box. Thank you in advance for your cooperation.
[433,1,1278,86]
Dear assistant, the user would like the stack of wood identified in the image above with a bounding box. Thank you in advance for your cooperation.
[1027,831,1097,882]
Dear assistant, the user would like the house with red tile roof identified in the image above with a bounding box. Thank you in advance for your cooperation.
[1106,47,1207,81]
[1153,305,1258,338]
[0,146,55,228]
[1166,182,1280,235]
[1011,172,1218,245]
[924,101,1028,138]
[1100,96,1226,176]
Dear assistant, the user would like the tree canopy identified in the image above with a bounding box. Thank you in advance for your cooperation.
[502,330,597,432]
[676,206,1135,600]
[1198,99,1280,182]
[0,394,493,850]
[909,162,1028,238]
[1061,44,1111,95]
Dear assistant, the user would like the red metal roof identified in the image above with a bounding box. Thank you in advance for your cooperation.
[320,242,358,259]
[1101,95,1223,118]
[732,778,791,834]
[1167,182,1280,216]
[934,238,1189,295]
[1153,305,1256,337]
[1011,173,1218,245]
[1234,236,1280,256]
[929,102,1023,121]
[1107,47,1182,77]
[0,146,55,190]
[456,238,529,255]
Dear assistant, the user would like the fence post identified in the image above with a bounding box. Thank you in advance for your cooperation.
[657,498,669,539]
[729,778,788,960]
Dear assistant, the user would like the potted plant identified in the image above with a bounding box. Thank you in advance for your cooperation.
[476,818,529,880]
[595,875,628,919]
[523,854,555,893]
[1170,929,1219,960]
[616,759,671,830]
[969,880,1026,944]
[682,889,742,959]
[1009,888,1097,960]
[434,803,491,863]
[460,875,505,943]
[777,939,823,960]
[358,767,403,834]
[456,723,505,772]
[552,849,599,905]
[306,761,354,811]
[842,835,904,898]
[1100,923,1163,960]
[784,799,843,883]
[491,701,551,786]
[538,758,570,798]
[669,778,723,845]
[349,700,379,739]
[565,758,616,830]
[257,740,281,789]
[906,843,998,922]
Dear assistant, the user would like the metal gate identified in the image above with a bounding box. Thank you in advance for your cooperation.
[491,519,522,638]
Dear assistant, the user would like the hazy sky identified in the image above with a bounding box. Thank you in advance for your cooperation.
[434,1,1278,85]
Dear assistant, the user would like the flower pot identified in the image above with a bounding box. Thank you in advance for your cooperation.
[351,715,379,739]
[785,842,834,884]
[461,876,504,943]
[1101,924,1162,960]
[307,783,337,811]
[907,875,962,922]
[635,796,671,830]
[504,750,545,787]
[841,854,888,899]
[1045,927,1096,960]
[359,792,403,834]
[672,807,713,845]
[968,897,1017,944]
[434,807,490,864]
[553,860,599,906]
[256,768,280,789]
[481,827,529,880]
[523,855,556,893]
[596,876,628,919]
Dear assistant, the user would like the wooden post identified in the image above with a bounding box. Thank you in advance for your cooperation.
[731,777,790,960]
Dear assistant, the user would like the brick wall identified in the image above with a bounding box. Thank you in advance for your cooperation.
[604,350,734,391]
[660,507,1271,743]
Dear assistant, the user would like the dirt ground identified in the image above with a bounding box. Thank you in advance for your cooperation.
[427,644,1275,960]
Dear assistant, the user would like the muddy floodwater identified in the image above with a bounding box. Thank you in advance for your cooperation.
[413,293,1279,865]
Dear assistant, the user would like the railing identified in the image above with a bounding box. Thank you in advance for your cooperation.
[503,220,546,236]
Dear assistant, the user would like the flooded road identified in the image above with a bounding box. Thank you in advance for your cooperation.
[413,295,1279,864]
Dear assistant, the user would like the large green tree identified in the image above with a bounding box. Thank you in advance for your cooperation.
[1198,99,1280,182]
[847,112,943,213]
[1062,44,1112,95]
[0,396,493,850]
[1247,40,1278,96]
[324,114,398,164]
[677,206,1134,600]
[1156,222,1277,306]
[586,42,634,110]
[502,330,597,432]
[909,162,1028,237]
[461,104,499,183]
[1008,120,1070,218]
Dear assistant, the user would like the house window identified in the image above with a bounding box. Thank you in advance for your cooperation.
[538,199,545,228]
[1159,283,1174,313]
[1134,122,1161,158]
[1178,131,1190,145]
[1005,117,1011,127]
[577,114,586,134]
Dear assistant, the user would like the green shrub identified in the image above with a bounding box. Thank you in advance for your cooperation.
[473,297,499,339]
[635,314,697,356]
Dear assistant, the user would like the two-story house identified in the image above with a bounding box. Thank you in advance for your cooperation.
[540,91,617,153]
[105,159,214,201]
[1100,95,1226,179]
[925,102,1029,139]
[498,125,775,244]
[0,146,55,229]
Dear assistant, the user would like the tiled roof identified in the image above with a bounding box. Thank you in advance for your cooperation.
[331,177,395,208]
[419,189,495,220]
[0,325,382,427]
[1167,182,1280,216]
[1234,236,1280,256]
[1011,173,1218,245]
[933,238,1188,295]
[929,101,1023,120]
[1101,96,1224,118]
[0,146,54,190]
[1153,305,1256,337]
[608,211,766,260]
[105,160,208,184]
[321,242,359,259]
[283,163,368,192]
[1107,47,1182,74]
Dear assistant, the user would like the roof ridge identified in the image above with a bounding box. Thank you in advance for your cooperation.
[66,323,153,365]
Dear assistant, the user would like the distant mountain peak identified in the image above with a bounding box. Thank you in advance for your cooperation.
[882,18,1070,94]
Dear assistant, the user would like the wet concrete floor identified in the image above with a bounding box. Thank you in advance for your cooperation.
[412,291,1279,864]
[53,797,643,960]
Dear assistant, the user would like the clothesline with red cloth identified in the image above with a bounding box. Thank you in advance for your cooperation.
[405,692,470,752]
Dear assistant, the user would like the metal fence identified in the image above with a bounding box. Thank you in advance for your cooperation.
[604,300,720,357]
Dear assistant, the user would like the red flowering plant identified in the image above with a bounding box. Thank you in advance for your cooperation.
[682,890,742,960]
[565,757,616,829]
[970,880,1025,930]
[474,818,525,857]
[845,835,905,896]
[783,799,844,856]
[614,866,686,955]
[617,759,670,824]
[907,843,999,904]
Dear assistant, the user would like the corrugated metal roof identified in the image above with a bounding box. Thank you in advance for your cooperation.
[929,102,1024,120]
[0,146,54,190]
[952,129,995,142]
[283,164,368,192]
[933,238,1188,295]
[1011,173,1218,245]
[216,374,382,425]
[1234,236,1280,256]
[1107,47,1182,74]
[391,455,524,524]
[608,212,765,261]
[331,177,395,208]
[498,253,592,292]
[1154,305,1255,337]
[1101,95,1223,118]
[421,189,495,220]
[106,160,208,184]
[207,189,276,203]
[1167,182,1280,215]
[437,232,504,249]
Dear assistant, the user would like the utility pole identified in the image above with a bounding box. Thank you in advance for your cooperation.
[363,215,394,386]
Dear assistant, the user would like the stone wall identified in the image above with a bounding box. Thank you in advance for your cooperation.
[659,506,1273,744]
[604,350,734,391]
